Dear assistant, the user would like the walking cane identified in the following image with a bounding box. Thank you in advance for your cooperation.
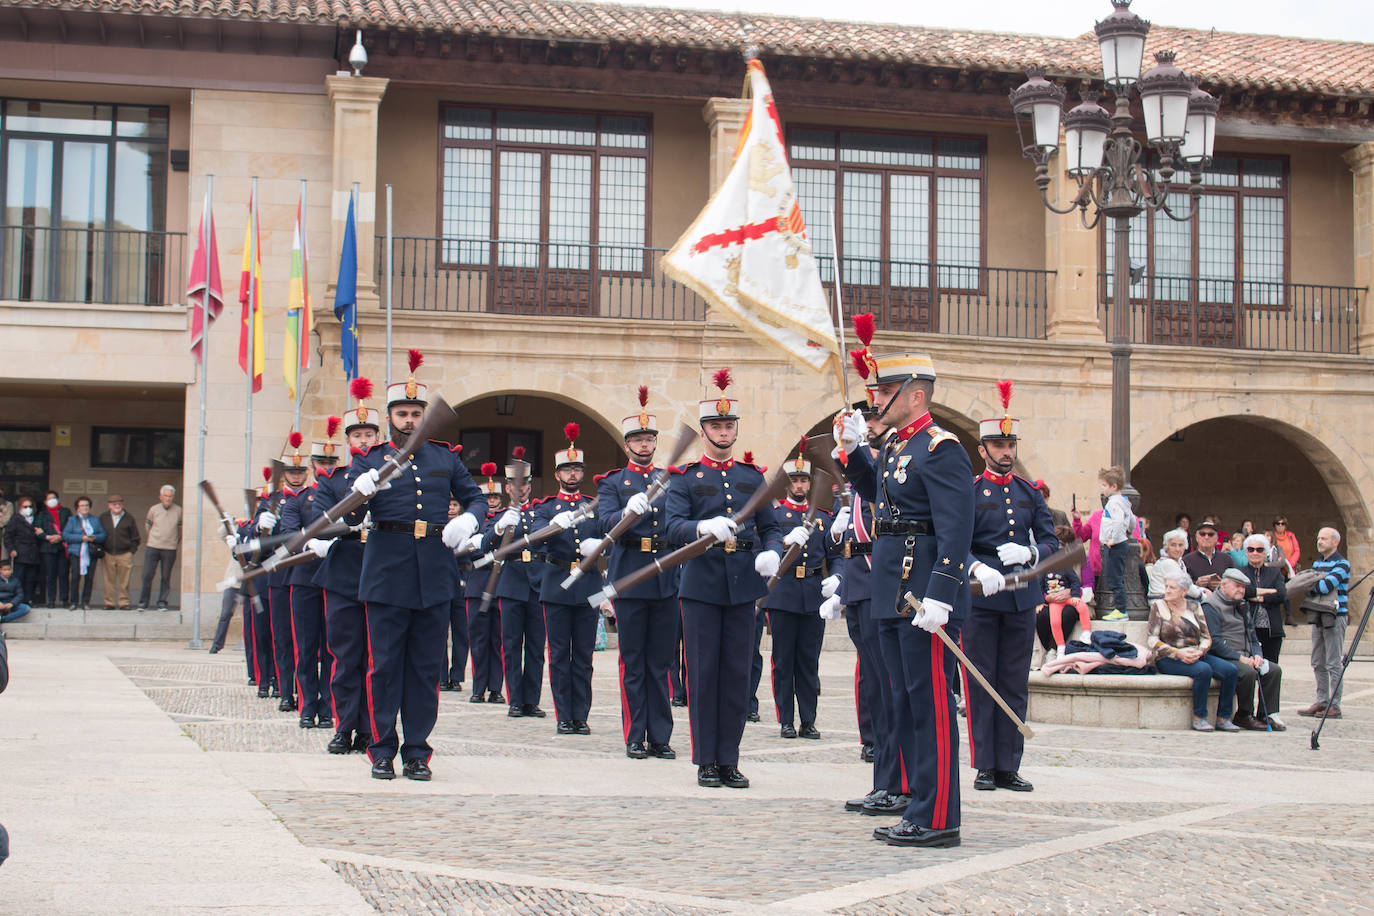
[1311,580,1374,751]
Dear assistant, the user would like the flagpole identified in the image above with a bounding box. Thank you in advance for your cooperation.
[829,211,850,409]
[294,178,306,432]
[244,176,257,494]
[189,175,213,651]
[385,183,393,388]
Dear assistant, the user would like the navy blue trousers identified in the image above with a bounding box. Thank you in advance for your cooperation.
[268,585,295,700]
[364,600,446,763]
[681,598,754,767]
[325,591,368,738]
[241,591,259,681]
[446,598,469,685]
[499,596,545,708]
[748,607,768,716]
[466,596,503,695]
[249,591,274,687]
[846,609,875,745]
[858,602,902,794]
[883,619,961,830]
[544,601,597,722]
[960,607,1035,772]
[290,585,330,720]
[668,609,685,700]
[613,597,676,746]
[770,611,825,727]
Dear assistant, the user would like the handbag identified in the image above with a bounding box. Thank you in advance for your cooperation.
[90,542,105,561]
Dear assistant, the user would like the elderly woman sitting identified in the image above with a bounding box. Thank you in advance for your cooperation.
[1147,570,1238,732]
[1146,528,1206,602]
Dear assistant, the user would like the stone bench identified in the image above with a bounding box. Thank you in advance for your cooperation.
[1027,670,1220,729]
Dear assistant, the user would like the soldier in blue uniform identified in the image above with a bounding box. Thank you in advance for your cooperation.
[279,423,343,729]
[461,464,506,705]
[760,449,836,740]
[256,433,311,714]
[592,388,677,760]
[836,348,972,848]
[483,448,549,719]
[440,497,469,694]
[962,383,1057,793]
[533,423,603,736]
[347,353,485,779]
[306,376,379,754]
[664,368,784,790]
[247,471,275,697]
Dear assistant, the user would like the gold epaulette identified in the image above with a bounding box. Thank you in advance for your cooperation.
[927,426,959,452]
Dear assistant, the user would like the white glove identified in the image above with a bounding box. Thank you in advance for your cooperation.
[834,410,866,455]
[821,574,841,598]
[1081,586,1094,605]
[350,467,390,497]
[997,542,1034,566]
[494,508,521,534]
[442,513,479,549]
[783,525,809,548]
[971,561,1005,596]
[257,512,277,532]
[550,510,577,530]
[626,492,651,516]
[754,550,781,579]
[463,533,484,553]
[579,537,605,558]
[306,538,334,559]
[914,596,952,632]
[223,534,237,550]
[829,507,851,539]
[697,516,738,542]
[819,595,843,619]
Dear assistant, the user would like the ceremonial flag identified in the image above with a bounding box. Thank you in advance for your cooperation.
[187,194,224,363]
[237,190,265,393]
[334,193,359,380]
[283,193,312,400]
[663,59,838,373]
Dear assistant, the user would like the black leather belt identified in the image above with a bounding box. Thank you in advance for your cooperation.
[709,538,755,553]
[618,535,662,552]
[971,542,1006,556]
[874,520,932,537]
[841,541,872,558]
[339,530,363,541]
[375,520,443,538]
[786,566,826,579]
[533,552,578,572]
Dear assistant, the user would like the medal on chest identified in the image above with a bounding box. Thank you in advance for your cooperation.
[895,455,913,484]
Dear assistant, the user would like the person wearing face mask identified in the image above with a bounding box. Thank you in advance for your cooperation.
[33,491,71,608]
[62,496,107,610]
[2,498,40,606]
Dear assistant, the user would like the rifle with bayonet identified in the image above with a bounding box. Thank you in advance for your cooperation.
[200,479,266,612]
[974,541,1088,595]
[754,469,831,610]
[477,454,532,614]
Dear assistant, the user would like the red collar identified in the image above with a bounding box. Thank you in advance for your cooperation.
[388,438,405,449]
[557,491,583,503]
[780,498,808,512]
[627,462,655,475]
[895,412,934,442]
[982,469,1013,486]
[700,455,734,470]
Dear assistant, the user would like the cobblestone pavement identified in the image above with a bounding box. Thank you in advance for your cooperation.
[101,640,1374,915]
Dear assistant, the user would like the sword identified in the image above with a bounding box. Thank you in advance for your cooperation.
[829,211,852,467]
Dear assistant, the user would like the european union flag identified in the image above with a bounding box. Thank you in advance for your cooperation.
[334,194,359,380]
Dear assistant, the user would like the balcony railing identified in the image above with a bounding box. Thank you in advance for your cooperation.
[1098,274,1363,354]
[1,225,187,307]
[377,237,1052,339]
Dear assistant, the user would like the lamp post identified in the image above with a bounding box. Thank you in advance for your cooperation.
[1010,0,1218,615]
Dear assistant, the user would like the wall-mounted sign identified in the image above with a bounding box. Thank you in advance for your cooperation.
[55,426,72,447]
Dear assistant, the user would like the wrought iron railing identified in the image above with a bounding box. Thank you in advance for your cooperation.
[1097,274,1363,354]
[377,236,1053,339]
[0,225,186,307]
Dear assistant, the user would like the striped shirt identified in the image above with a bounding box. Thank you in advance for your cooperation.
[1311,550,1350,615]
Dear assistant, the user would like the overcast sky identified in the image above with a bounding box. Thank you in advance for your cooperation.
[639,0,1374,44]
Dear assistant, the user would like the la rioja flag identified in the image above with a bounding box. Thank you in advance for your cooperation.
[663,58,838,373]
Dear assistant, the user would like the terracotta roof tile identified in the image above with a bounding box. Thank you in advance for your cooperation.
[7,0,1374,97]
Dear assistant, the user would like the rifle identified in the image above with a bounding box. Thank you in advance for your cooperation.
[754,469,831,610]
[232,521,352,559]
[974,542,1087,596]
[200,479,266,614]
[560,422,698,591]
[588,458,792,606]
[491,498,597,562]
[477,458,532,615]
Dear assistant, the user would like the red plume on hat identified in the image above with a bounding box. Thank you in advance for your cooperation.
[408,349,424,374]
[512,446,526,461]
[796,436,808,457]
[850,313,878,381]
[563,422,580,445]
[849,348,871,380]
[637,385,649,407]
[262,466,272,482]
[852,312,875,346]
[480,461,498,478]
[998,379,1013,412]
[712,368,732,392]
[350,377,373,403]
[743,450,754,465]
[326,416,341,439]
[288,431,303,450]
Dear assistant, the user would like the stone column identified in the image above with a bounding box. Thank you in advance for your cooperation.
[1343,142,1374,352]
[1043,137,1107,343]
[702,97,750,195]
[326,75,388,313]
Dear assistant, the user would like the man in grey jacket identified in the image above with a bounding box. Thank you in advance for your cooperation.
[1203,568,1283,731]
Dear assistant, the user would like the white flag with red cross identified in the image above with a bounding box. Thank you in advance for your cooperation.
[663,59,838,373]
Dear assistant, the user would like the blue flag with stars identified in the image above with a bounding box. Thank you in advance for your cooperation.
[333,194,359,379]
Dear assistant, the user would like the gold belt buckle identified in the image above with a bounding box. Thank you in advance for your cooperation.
[842,542,852,559]
[724,538,737,554]
[521,549,532,563]
[414,520,427,539]
[641,537,653,552]
[359,529,368,544]
[795,566,806,579]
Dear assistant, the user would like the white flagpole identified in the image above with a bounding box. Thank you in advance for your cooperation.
[386,183,393,387]
[244,177,258,496]
[189,175,212,650]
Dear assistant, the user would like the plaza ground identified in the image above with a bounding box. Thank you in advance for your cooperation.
[1,637,1370,914]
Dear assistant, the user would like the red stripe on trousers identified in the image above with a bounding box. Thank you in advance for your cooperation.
[930,630,950,830]
[362,602,380,761]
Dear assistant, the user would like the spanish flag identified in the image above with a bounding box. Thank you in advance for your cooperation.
[238,189,265,393]
[283,192,311,400]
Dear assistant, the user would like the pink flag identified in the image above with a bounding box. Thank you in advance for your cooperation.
[188,200,225,362]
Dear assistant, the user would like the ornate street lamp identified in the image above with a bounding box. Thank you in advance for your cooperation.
[1011,0,1219,615]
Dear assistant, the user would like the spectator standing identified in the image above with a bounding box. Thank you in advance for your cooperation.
[3,497,40,605]
[33,490,70,608]
[1237,534,1287,664]
[98,495,141,610]
[62,497,106,610]
[1271,516,1300,571]
[139,485,182,611]
[1181,520,1233,591]
[1096,466,1134,622]
[1298,527,1351,719]
[1202,568,1283,731]
[1174,513,1192,549]
[0,559,30,624]
[1070,506,1102,596]
[0,485,12,529]
[1147,571,1238,732]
